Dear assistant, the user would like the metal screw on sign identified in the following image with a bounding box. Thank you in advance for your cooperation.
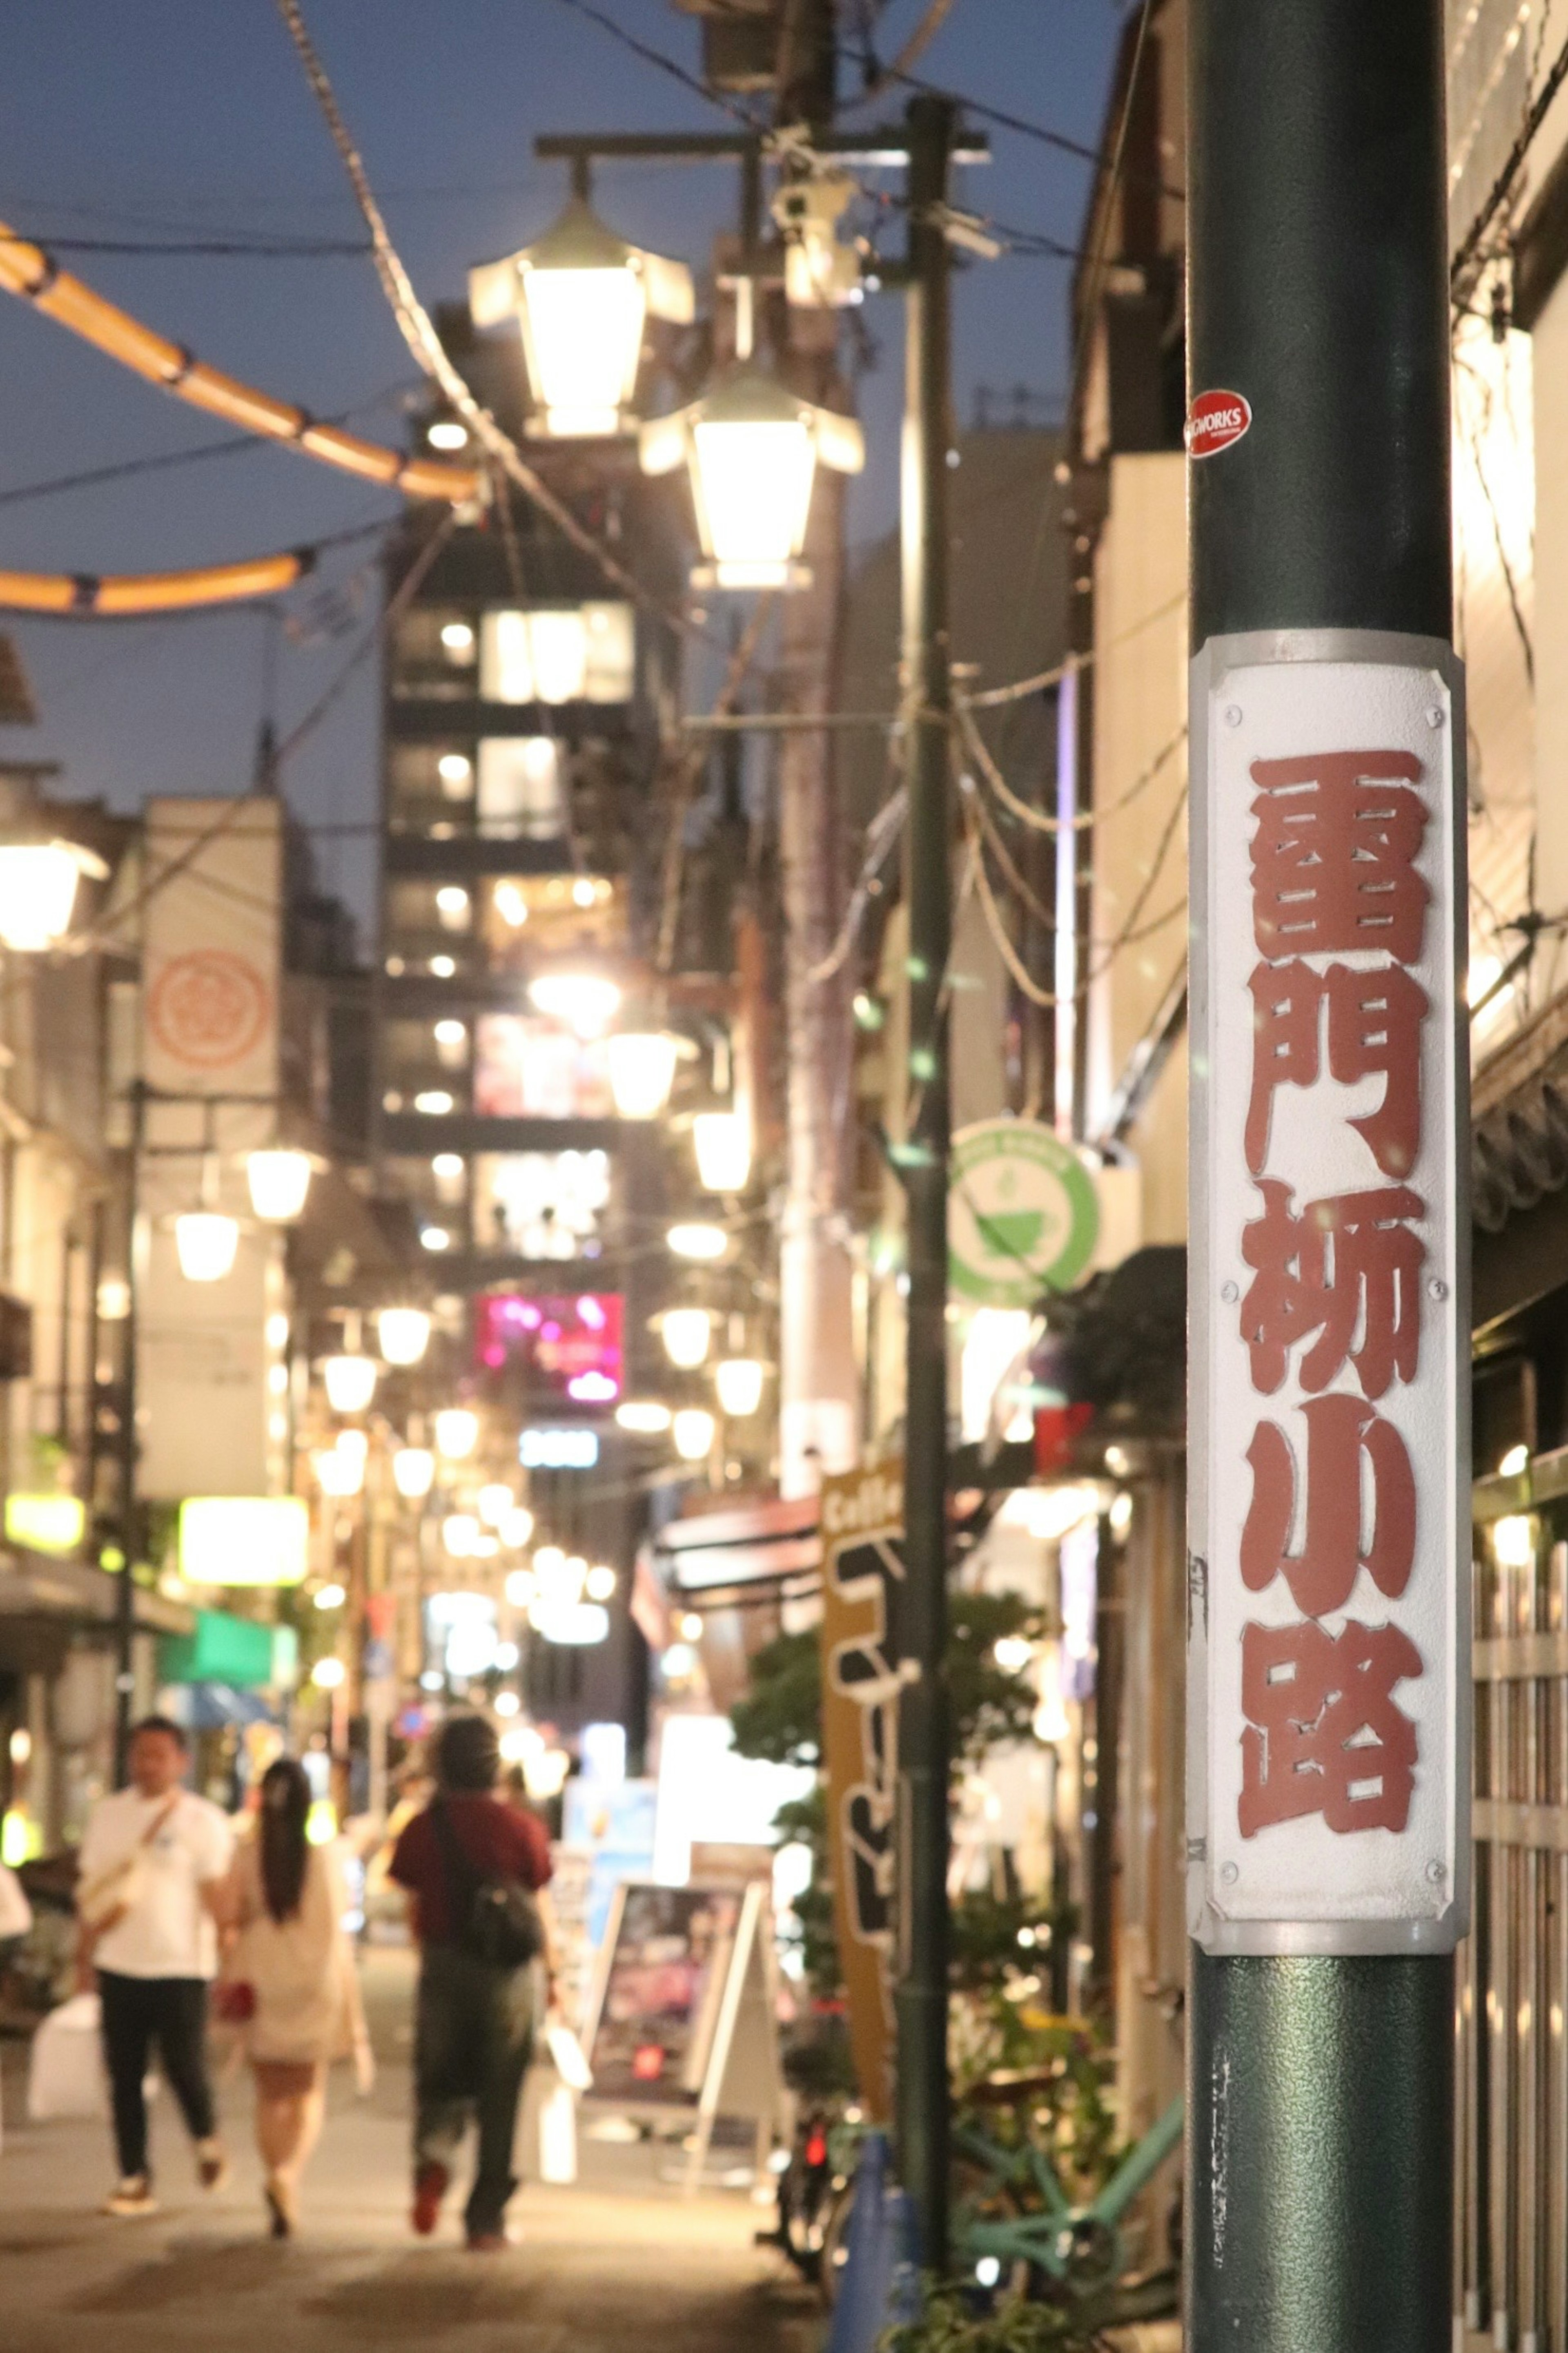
[1426,1861,1446,1884]
[1224,705,1243,728]
[1221,1279,1239,1303]
[1221,1862,1239,1885]
[1429,1278,1448,1301]
[1425,708,1445,729]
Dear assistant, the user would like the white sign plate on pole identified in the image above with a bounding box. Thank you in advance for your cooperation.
[1188,631,1469,1956]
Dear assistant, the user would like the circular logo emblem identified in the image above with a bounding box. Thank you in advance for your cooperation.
[949,1120,1100,1307]
[147,949,271,1071]
[1186,388,1253,459]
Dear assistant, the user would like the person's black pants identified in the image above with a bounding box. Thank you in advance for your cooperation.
[414,1944,534,2236]
[98,1970,217,2181]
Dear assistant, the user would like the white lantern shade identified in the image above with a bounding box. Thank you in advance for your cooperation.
[477,1482,515,1529]
[174,1211,239,1284]
[323,1353,378,1416]
[584,1563,617,1601]
[673,1407,717,1462]
[693,414,817,589]
[715,1357,766,1417]
[434,1407,479,1461]
[315,1444,363,1499]
[616,1400,672,1434]
[392,1445,436,1500]
[0,840,102,951]
[667,1222,728,1262]
[661,1308,713,1370]
[443,1512,481,1558]
[246,1147,313,1222]
[693,1111,752,1193]
[528,971,621,1039]
[499,1505,535,1549]
[608,1032,680,1119]
[378,1307,432,1367]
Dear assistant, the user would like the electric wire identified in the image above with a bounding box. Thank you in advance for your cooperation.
[1452,22,1568,302]
[960,697,1186,834]
[11,233,373,259]
[540,0,766,129]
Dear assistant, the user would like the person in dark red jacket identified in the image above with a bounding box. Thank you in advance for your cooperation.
[390,1714,553,2249]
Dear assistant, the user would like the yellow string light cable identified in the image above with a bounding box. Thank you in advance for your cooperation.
[0,222,480,505]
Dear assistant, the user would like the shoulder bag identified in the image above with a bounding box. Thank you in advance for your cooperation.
[429,1799,543,1972]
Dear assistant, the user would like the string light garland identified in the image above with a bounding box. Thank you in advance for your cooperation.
[0,221,480,504]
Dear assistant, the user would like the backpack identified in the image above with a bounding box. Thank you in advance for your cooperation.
[428,1799,543,1971]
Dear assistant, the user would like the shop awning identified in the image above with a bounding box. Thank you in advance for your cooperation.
[654,1495,821,1595]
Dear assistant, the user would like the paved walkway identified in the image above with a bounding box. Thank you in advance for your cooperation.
[0,1949,822,2353]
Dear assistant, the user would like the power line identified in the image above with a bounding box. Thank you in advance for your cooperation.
[539,0,765,130]
[13,233,373,259]
[845,54,1186,203]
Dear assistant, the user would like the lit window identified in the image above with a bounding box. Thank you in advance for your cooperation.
[495,881,529,929]
[437,752,473,799]
[477,738,564,839]
[440,620,475,657]
[414,1090,454,1115]
[435,885,470,931]
[430,955,457,977]
[479,603,633,705]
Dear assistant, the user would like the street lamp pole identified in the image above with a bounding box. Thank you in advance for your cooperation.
[1187,4,1457,2346]
[895,87,955,2273]
[112,1077,147,1786]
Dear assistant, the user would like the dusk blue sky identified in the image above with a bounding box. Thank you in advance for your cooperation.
[0,1,1125,932]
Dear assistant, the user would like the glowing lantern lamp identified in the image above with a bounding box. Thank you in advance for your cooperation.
[673,1407,717,1463]
[175,1211,240,1284]
[640,368,864,591]
[715,1357,765,1418]
[469,197,695,441]
[434,1407,479,1462]
[378,1307,432,1367]
[323,1352,378,1416]
[0,839,107,952]
[693,1110,752,1194]
[528,971,621,1039]
[246,1148,313,1223]
[661,1308,713,1370]
[392,1446,436,1501]
[607,1032,680,1120]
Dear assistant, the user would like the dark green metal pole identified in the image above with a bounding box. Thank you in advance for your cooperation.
[896,88,954,2273]
[1187,5,1454,2348]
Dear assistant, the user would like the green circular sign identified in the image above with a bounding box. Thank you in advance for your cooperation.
[949,1119,1100,1307]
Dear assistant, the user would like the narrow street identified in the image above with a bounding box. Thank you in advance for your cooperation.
[0,1951,820,2353]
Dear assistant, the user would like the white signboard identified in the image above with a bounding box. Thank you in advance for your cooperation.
[1188,632,1468,1954]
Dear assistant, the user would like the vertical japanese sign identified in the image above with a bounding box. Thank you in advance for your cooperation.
[1189,639,1468,1953]
[819,1459,904,2119]
[137,799,285,1501]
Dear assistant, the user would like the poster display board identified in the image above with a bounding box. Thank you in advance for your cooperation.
[1188,634,1467,1955]
[818,1459,904,2121]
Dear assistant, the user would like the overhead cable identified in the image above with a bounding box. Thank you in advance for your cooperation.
[273,0,711,642]
[1452,25,1568,303]
[17,233,374,259]
[0,223,479,504]
[961,698,1187,834]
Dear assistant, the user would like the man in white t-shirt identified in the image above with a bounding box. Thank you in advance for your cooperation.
[77,1715,234,2217]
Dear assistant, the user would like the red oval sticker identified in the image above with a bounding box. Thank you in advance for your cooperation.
[1186,389,1252,459]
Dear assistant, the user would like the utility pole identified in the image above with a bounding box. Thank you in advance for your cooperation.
[896,87,954,2273]
[774,0,860,1499]
[112,1077,146,1786]
[1187,6,1460,2350]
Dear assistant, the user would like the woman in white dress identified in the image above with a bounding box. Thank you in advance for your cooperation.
[224,1758,369,2237]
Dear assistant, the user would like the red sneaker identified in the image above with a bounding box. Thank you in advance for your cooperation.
[411,2162,449,2237]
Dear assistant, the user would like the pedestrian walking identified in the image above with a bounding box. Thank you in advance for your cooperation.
[390,1714,553,2250]
[75,1715,233,2216]
[221,1757,372,2239]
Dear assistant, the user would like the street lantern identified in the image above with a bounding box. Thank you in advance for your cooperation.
[715,1356,765,1417]
[640,366,865,589]
[443,1512,481,1559]
[693,1110,752,1193]
[673,1407,717,1463]
[667,1221,728,1262]
[615,1400,671,1435]
[529,970,621,1039]
[246,1147,313,1223]
[377,1307,432,1367]
[323,1351,377,1416]
[314,1444,363,1499]
[392,1445,435,1501]
[0,838,107,952]
[434,1406,479,1461]
[174,1211,240,1284]
[607,1031,680,1120]
[660,1307,713,1370]
[469,196,695,440]
[477,1482,514,1530]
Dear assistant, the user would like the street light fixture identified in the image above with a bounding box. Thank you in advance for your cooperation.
[692,1110,752,1193]
[607,1031,681,1120]
[314,1444,364,1499]
[174,1210,240,1284]
[528,970,621,1039]
[640,366,864,590]
[673,1407,717,1463]
[660,1307,713,1370]
[0,839,108,952]
[715,1356,765,1417]
[667,1221,728,1262]
[323,1350,378,1416]
[245,1147,313,1223]
[377,1307,432,1367]
[477,1482,515,1530]
[434,1406,479,1461]
[615,1400,672,1435]
[392,1445,436,1500]
[469,195,695,440]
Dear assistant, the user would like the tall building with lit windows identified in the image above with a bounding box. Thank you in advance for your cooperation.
[373,310,695,1746]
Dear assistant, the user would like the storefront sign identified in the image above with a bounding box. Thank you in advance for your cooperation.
[949,1119,1100,1307]
[1189,633,1468,1954]
[819,1459,904,2119]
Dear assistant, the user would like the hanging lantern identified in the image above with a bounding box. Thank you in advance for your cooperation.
[667,1222,728,1262]
[434,1407,479,1461]
[392,1445,436,1501]
[322,1352,378,1416]
[661,1308,713,1370]
[314,1444,363,1499]
[0,838,107,952]
[174,1211,240,1285]
[528,970,621,1039]
[673,1407,717,1463]
[715,1357,766,1417]
[378,1307,432,1367]
[477,1482,515,1530]
[469,197,695,440]
[246,1148,313,1223]
[616,1400,671,1435]
[607,1031,681,1120]
[693,1110,752,1194]
[640,366,864,590]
